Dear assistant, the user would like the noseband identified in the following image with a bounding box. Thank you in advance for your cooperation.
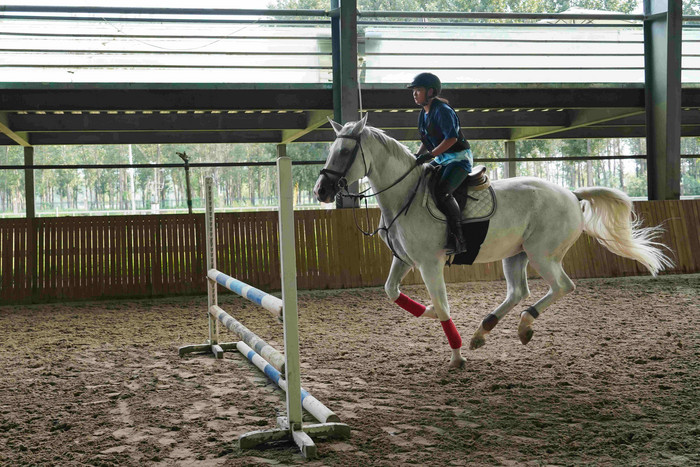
[318,134,368,192]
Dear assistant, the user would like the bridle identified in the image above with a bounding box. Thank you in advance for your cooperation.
[319,132,420,201]
[318,131,428,265]
[318,133,369,193]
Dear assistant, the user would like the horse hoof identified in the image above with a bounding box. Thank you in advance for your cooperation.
[469,334,486,350]
[423,305,438,320]
[519,327,534,345]
[449,357,467,370]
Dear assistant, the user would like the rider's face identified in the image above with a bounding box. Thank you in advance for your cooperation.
[412,87,428,106]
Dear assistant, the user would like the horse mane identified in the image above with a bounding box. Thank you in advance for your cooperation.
[364,125,414,161]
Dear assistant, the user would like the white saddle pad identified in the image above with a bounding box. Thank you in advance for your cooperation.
[424,185,497,224]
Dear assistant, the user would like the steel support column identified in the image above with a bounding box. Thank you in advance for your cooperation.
[504,141,516,178]
[643,0,682,200]
[334,0,360,208]
[339,0,359,124]
[24,146,35,219]
[331,0,342,124]
[24,146,37,300]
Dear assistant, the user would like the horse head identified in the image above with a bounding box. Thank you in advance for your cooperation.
[314,114,368,203]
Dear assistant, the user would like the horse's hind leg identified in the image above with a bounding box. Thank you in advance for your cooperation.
[518,255,575,345]
[470,252,530,350]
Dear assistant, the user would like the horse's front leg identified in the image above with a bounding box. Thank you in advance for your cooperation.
[419,261,466,370]
[384,256,428,316]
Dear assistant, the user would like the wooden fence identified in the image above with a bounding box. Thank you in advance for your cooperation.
[0,200,698,304]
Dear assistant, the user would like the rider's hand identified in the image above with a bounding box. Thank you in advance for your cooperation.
[415,152,434,165]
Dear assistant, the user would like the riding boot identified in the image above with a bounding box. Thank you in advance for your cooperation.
[442,194,467,255]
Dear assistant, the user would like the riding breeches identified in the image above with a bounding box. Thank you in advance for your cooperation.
[435,160,471,198]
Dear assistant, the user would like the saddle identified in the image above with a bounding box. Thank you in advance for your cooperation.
[464,165,490,189]
[424,165,495,265]
[427,165,491,214]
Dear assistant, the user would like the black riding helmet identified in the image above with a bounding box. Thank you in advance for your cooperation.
[407,72,441,98]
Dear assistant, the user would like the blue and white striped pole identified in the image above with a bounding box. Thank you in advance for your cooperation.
[209,304,286,373]
[208,269,283,320]
[236,341,339,424]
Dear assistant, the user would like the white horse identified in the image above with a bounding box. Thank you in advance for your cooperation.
[313,115,673,370]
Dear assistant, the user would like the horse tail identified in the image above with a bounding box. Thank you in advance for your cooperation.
[573,187,673,276]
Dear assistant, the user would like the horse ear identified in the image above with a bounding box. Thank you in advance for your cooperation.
[328,117,343,135]
[354,113,368,134]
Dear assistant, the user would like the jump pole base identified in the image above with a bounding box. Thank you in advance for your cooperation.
[239,416,350,460]
[178,341,237,359]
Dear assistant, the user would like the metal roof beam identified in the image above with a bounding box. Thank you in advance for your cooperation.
[361,88,646,110]
[0,112,30,146]
[298,127,514,142]
[510,108,644,140]
[0,89,334,112]
[367,109,570,129]
[11,111,309,132]
[24,130,283,146]
[280,110,333,144]
[531,126,647,139]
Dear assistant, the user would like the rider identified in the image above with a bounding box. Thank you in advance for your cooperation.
[407,72,473,255]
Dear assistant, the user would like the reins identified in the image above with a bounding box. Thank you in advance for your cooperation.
[328,133,427,264]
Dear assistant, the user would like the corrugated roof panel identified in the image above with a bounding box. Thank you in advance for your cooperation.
[0,14,698,85]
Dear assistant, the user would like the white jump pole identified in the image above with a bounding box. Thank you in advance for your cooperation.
[205,177,219,351]
[236,341,339,424]
[207,269,283,319]
[209,304,286,373]
[276,148,304,432]
[239,146,349,458]
[178,177,234,359]
[179,152,350,458]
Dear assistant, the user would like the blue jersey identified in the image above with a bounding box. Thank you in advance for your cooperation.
[418,99,471,165]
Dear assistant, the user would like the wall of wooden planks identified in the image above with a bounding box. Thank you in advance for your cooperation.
[0,200,698,304]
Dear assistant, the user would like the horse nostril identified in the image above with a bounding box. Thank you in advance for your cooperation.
[315,185,327,201]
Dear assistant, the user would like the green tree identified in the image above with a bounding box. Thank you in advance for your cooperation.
[0,147,24,214]
[681,137,700,196]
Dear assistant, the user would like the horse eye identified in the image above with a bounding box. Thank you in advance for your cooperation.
[340,148,350,156]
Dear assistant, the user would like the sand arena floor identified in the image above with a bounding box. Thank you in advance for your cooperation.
[1,274,698,466]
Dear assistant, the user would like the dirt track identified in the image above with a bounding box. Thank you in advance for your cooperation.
[1,274,698,466]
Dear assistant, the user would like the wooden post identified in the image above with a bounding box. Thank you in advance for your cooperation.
[177,151,193,214]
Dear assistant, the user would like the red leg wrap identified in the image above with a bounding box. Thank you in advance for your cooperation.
[441,319,462,349]
[394,293,426,317]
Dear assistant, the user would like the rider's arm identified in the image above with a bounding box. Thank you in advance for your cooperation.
[430,104,460,157]
[430,137,458,157]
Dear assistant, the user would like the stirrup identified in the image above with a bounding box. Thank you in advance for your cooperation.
[446,246,467,256]
[446,235,467,256]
